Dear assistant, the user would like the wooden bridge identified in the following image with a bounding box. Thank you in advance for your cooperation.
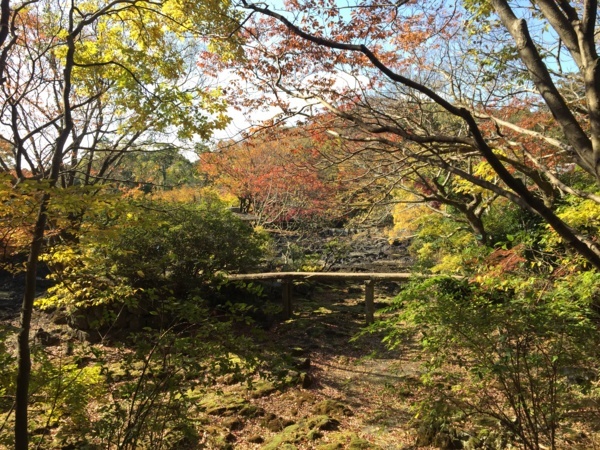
[226,272,423,325]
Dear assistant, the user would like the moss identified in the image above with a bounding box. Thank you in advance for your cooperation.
[305,415,339,431]
[198,393,248,416]
[349,435,376,449]
[317,432,381,450]
[249,379,277,398]
[316,444,343,450]
[312,399,353,417]
[261,415,339,449]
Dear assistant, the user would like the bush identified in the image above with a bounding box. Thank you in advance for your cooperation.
[39,196,268,326]
[378,274,600,450]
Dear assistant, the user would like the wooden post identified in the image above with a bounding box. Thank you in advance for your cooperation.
[282,278,293,319]
[365,280,375,325]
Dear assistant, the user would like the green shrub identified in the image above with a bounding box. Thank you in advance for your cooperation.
[39,197,268,325]
[378,273,600,450]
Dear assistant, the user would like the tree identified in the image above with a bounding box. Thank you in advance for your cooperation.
[200,125,350,227]
[0,1,239,447]
[209,0,600,269]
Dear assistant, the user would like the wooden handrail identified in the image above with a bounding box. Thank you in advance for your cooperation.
[226,272,419,281]
[224,271,450,324]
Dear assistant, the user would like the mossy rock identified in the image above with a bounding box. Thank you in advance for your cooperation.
[261,415,339,449]
[317,432,381,450]
[349,435,378,449]
[305,415,339,431]
[312,399,353,417]
[198,393,248,416]
[317,444,343,450]
[262,415,295,432]
[248,435,265,444]
[249,380,278,398]
[240,404,265,418]
[222,416,244,431]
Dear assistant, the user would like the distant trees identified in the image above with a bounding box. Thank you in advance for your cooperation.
[199,125,353,228]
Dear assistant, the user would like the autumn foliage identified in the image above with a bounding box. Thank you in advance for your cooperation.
[199,126,352,227]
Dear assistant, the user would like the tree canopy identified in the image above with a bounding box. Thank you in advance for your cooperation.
[203,0,600,268]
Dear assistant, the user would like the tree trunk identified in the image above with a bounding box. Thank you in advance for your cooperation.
[14,194,49,450]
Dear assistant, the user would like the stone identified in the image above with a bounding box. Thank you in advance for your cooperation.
[51,309,69,325]
[222,417,244,431]
[248,435,264,443]
[34,328,61,346]
[249,379,277,398]
[294,357,311,370]
[199,394,248,416]
[300,372,313,388]
[312,400,353,417]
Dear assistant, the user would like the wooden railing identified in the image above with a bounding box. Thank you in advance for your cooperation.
[226,272,422,324]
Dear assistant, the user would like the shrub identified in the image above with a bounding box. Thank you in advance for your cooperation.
[39,196,268,326]
[379,274,600,450]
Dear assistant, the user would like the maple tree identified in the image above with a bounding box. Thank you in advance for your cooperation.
[199,125,351,227]
[208,0,600,269]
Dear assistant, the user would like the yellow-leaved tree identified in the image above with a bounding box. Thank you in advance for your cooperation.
[0,1,242,447]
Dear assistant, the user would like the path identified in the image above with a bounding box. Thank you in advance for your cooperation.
[213,280,428,449]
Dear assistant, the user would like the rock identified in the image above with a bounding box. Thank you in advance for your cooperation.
[294,357,311,370]
[312,400,353,417]
[222,417,244,431]
[34,328,61,346]
[300,372,313,388]
[199,394,248,416]
[51,309,69,325]
[249,379,277,398]
[305,415,339,431]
